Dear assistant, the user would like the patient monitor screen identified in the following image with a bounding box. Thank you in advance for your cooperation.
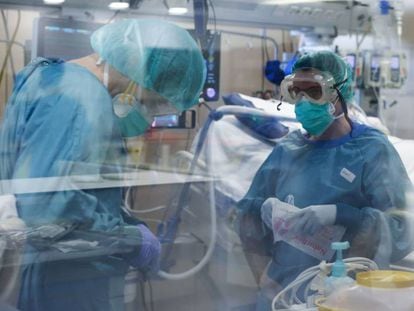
[33,17,103,61]
[370,56,381,83]
[345,53,356,80]
[346,54,356,70]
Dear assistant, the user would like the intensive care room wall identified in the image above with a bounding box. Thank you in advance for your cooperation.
[0,10,39,117]
[334,0,414,139]
[386,1,414,139]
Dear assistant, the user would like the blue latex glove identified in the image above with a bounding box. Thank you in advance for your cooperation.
[126,224,161,273]
[289,204,337,235]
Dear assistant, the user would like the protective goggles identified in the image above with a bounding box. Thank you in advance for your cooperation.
[280,70,345,105]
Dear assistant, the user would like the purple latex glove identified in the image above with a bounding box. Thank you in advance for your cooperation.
[127,224,161,273]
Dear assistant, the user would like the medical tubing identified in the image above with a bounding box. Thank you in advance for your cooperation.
[157,116,213,250]
[157,106,276,280]
[157,177,216,280]
[157,115,216,280]
[273,261,377,310]
[124,187,168,214]
[271,257,378,311]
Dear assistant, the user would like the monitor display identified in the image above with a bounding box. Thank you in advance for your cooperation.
[370,56,381,82]
[391,55,400,70]
[32,17,103,61]
[346,54,356,70]
[390,55,400,83]
[151,115,179,128]
[188,30,221,102]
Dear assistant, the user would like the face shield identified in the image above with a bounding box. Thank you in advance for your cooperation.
[280,69,340,105]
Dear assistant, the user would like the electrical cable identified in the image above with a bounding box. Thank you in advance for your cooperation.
[207,0,217,33]
[206,0,218,60]
[263,30,270,62]
[201,101,213,112]
[1,10,16,80]
[0,9,20,88]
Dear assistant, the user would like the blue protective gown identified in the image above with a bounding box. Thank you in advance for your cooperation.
[0,58,138,311]
[238,122,414,308]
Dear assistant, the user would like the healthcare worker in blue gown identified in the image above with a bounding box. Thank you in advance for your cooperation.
[0,19,206,311]
[237,51,414,310]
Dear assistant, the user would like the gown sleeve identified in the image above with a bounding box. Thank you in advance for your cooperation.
[5,64,125,231]
[337,135,414,264]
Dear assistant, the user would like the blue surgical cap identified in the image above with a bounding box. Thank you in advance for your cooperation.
[91,19,206,111]
[292,51,354,104]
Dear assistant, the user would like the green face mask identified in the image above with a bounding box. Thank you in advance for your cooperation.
[294,100,336,136]
[113,93,151,138]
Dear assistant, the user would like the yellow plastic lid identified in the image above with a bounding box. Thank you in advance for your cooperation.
[356,270,414,288]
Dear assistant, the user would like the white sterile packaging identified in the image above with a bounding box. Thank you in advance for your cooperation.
[271,201,345,261]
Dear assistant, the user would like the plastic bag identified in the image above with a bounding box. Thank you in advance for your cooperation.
[272,201,345,260]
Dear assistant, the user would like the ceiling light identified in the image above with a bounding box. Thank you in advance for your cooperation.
[108,1,130,10]
[43,0,65,4]
[169,7,188,14]
[166,0,189,15]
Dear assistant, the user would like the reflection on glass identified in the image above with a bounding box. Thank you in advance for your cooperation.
[0,3,413,311]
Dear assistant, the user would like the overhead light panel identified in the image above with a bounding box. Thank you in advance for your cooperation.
[108,1,130,10]
[169,7,188,14]
[43,0,65,4]
[165,0,189,15]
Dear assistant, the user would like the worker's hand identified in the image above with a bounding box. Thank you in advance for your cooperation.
[261,197,288,230]
[126,224,161,274]
[289,204,337,235]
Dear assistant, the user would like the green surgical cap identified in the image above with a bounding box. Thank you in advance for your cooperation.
[292,51,354,104]
[91,19,206,111]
